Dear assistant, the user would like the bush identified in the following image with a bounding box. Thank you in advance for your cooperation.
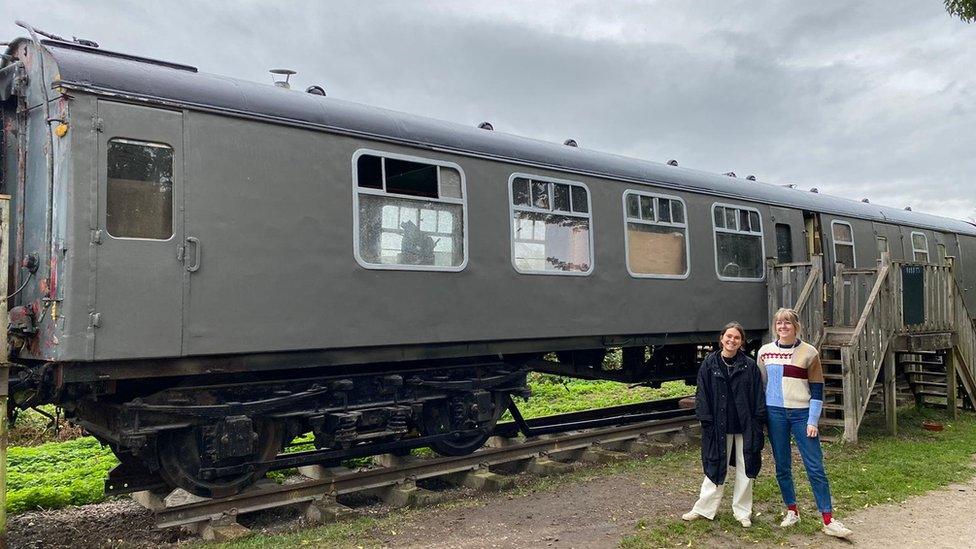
[6,436,118,513]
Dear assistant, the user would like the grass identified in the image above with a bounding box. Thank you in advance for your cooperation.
[620,407,976,547]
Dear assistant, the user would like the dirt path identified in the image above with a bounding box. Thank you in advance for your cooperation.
[371,468,696,549]
[814,476,976,549]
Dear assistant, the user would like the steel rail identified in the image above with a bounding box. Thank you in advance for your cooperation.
[154,412,696,529]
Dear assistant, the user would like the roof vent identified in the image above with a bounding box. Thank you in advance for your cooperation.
[724,171,737,178]
[270,68,296,89]
[746,175,756,181]
[478,121,494,131]
[861,198,870,203]
[563,139,578,147]
[810,187,819,193]
[667,159,679,166]
[905,206,912,211]
[783,184,797,189]
[305,85,326,96]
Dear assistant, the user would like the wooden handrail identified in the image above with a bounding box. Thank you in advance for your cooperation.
[850,262,891,338]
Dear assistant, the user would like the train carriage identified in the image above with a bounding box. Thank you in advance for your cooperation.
[2,29,975,497]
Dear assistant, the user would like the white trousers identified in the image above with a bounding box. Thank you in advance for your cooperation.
[690,433,754,521]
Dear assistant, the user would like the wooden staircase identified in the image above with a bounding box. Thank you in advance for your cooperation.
[767,254,976,443]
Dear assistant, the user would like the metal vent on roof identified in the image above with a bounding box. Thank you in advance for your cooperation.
[563,139,578,147]
[746,175,756,181]
[270,69,296,89]
[478,122,494,131]
[810,188,819,193]
[667,159,678,166]
[305,85,326,96]
[724,172,737,178]
[861,198,870,203]
[783,184,797,189]
[905,206,913,211]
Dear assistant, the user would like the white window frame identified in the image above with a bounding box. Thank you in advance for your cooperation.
[351,149,469,272]
[911,231,930,263]
[622,190,690,279]
[831,220,857,268]
[711,202,765,282]
[508,173,595,276]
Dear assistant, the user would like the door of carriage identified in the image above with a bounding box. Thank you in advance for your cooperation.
[93,100,185,359]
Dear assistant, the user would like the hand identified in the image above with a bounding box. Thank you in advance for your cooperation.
[806,424,818,438]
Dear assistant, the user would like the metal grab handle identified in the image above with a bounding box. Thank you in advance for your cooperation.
[185,236,201,272]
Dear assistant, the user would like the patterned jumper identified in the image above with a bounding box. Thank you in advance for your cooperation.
[757,340,824,426]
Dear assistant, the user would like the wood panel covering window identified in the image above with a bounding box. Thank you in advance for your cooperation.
[623,191,689,278]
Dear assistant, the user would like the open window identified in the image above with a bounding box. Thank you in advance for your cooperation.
[353,150,467,270]
[911,231,929,263]
[712,203,764,281]
[510,174,592,275]
[623,190,689,278]
[831,220,856,268]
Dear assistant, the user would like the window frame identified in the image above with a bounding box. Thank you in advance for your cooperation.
[105,137,176,242]
[711,202,765,282]
[911,231,930,263]
[508,172,595,276]
[622,190,690,280]
[830,220,857,268]
[351,149,469,272]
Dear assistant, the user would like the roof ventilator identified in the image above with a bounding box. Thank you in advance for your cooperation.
[861,198,870,203]
[305,85,326,96]
[564,139,578,147]
[666,159,678,166]
[724,172,737,178]
[478,122,494,130]
[810,188,819,193]
[746,175,756,181]
[905,206,912,211]
[270,68,296,89]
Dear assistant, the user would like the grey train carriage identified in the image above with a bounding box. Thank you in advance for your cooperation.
[2,33,975,498]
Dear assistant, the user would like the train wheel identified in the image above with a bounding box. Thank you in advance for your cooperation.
[422,393,509,457]
[157,418,284,499]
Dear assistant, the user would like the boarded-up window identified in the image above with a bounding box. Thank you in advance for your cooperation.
[355,152,466,270]
[775,223,793,264]
[832,221,856,268]
[511,176,592,274]
[624,191,688,277]
[713,204,764,280]
[106,138,173,239]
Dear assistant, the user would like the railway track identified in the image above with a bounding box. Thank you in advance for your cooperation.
[131,398,699,540]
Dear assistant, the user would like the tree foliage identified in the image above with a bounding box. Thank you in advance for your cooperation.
[945,0,976,22]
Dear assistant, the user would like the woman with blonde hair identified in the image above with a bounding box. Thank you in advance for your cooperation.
[682,321,765,527]
[758,308,852,538]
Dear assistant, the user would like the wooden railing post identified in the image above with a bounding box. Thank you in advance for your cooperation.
[883,350,897,435]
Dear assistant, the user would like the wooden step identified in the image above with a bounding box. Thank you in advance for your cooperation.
[900,360,944,367]
[821,358,843,366]
[909,381,947,388]
[915,390,948,398]
[824,387,845,395]
[819,417,846,427]
[904,370,947,377]
[823,373,844,380]
[823,403,845,411]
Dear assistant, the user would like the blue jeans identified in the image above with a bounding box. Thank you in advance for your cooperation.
[767,406,833,512]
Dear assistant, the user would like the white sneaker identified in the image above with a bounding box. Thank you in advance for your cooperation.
[780,510,800,527]
[823,519,853,538]
[739,518,752,528]
[681,511,708,521]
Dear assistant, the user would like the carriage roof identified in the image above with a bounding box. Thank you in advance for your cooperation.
[15,38,976,237]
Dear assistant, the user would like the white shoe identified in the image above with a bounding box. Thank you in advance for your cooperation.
[739,518,752,528]
[823,519,853,538]
[681,511,708,521]
[780,510,800,527]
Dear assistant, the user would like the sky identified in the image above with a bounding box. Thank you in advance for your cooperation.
[3,0,974,221]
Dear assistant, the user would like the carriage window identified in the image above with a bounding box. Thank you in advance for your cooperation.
[354,152,466,270]
[831,221,856,268]
[511,175,592,274]
[911,232,929,263]
[876,235,889,258]
[106,138,174,240]
[712,204,764,280]
[938,244,948,265]
[775,223,793,264]
[624,191,688,278]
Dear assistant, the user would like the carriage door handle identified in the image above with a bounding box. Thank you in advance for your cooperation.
[185,236,202,272]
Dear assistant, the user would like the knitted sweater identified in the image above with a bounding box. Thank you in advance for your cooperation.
[757,339,824,426]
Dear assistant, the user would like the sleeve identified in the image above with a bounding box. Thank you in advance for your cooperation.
[807,352,824,426]
[756,346,768,387]
[695,359,713,425]
[753,362,767,422]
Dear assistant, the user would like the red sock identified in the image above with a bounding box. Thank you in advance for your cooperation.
[787,504,798,514]
[822,511,832,525]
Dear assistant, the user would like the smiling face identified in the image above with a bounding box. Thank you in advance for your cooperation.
[721,328,743,355]
[775,317,798,341]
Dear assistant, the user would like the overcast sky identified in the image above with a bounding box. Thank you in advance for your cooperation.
[4,0,974,221]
